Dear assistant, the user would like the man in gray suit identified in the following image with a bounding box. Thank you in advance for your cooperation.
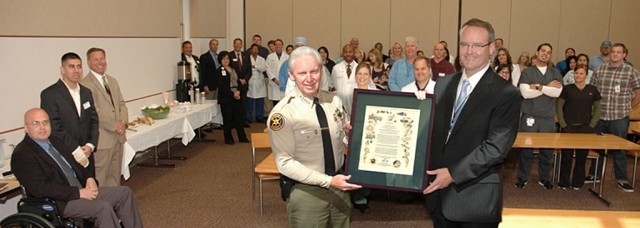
[423,18,522,227]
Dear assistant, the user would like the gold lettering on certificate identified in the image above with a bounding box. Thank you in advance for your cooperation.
[358,105,420,175]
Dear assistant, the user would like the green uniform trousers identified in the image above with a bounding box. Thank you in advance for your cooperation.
[287,183,352,228]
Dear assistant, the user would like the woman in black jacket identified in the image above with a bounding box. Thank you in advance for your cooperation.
[215,51,249,144]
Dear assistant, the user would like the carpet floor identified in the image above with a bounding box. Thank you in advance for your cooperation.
[122,123,640,227]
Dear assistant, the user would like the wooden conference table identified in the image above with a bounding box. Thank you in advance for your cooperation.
[513,132,640,206]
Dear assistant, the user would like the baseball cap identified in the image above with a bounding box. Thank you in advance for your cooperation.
[601,41,612,47]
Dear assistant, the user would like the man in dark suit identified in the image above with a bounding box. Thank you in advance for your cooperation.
[422,18,522,227]
[41,52,99,176]
[200,38,220,96]
[11,108,143,228]
[229,38,252,127]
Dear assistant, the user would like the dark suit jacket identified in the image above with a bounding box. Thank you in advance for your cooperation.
[41,79,99,152]
[229,51,252,81]
[40,79,99,175]
[199,51,218,91]
[214,66,247,104]
[11,135,92,213]
[426,70,522,222]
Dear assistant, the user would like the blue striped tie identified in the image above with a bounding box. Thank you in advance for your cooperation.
[449,79,470,132]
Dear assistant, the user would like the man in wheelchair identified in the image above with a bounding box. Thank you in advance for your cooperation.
[10,108,143,228]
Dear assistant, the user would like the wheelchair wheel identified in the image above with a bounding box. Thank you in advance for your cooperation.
[0,212,55,228]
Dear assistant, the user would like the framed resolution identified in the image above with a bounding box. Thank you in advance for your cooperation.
[345,89,435,192]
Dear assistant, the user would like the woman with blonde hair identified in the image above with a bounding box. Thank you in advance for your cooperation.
[385,42,404,66]
[516,51,529,72]
[354,48,365,63]
[369,48,389,90]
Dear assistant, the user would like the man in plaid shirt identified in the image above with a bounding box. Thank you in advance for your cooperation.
[588,43,640,193]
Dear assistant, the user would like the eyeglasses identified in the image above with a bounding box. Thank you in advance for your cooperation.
[459,42,491,50]
[29,120,50,126]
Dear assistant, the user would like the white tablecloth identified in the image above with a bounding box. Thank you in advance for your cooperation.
[121,100,222,180]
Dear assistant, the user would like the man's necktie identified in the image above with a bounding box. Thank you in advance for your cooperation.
[102,76,114,106]
[449,79,470,132]
[48,144,82,187]
[347,64,352,79]
[237,52,243,70]
[314,98,336,175]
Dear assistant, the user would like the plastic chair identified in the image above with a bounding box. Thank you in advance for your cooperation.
[628,150,639,188]
[251,132,280,215]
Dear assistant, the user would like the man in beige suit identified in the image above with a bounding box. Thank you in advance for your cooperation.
[80,47,128,187]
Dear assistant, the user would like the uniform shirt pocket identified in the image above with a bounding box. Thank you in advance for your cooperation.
[293,128,319,152]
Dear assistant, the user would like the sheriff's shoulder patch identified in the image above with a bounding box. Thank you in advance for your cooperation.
[270,113,285,131]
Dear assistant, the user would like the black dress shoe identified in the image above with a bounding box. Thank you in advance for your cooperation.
[244,123,251,128]
[354,204,370,214]
[239,139,250,143]
[256,118,266,123]
[225,140,235,145]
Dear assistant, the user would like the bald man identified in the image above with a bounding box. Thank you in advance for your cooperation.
[431,43,455,81]
[11,108,143,228]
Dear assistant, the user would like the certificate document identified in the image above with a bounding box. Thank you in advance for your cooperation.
[358,105,420,175]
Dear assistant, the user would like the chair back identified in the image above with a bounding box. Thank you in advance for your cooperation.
[251,132,271,150]
[251,132,271,166]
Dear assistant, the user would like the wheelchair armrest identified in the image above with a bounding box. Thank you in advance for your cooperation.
[18,197,56,204]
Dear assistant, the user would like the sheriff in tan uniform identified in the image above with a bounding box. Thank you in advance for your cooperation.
[268,46,361,228]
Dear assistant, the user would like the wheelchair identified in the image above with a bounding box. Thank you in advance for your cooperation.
[0,197,80,228]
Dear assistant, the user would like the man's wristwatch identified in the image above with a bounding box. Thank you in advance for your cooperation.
[535,83,542,91]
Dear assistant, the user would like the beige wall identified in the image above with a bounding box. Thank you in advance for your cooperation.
[246,0,461,60]
[190,0,227,38]
[294,0,341,53]
[246,0,293,48]
[610,0,640,65]
[246,0,640,65]
[0,0,181,37]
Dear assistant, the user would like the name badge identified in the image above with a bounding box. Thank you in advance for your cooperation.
[222,70,227,76]
[83,101,91,110]
[526,117,535,127]
[233,58,238,62]
[300,129,318,134]
[438,73,445,77]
